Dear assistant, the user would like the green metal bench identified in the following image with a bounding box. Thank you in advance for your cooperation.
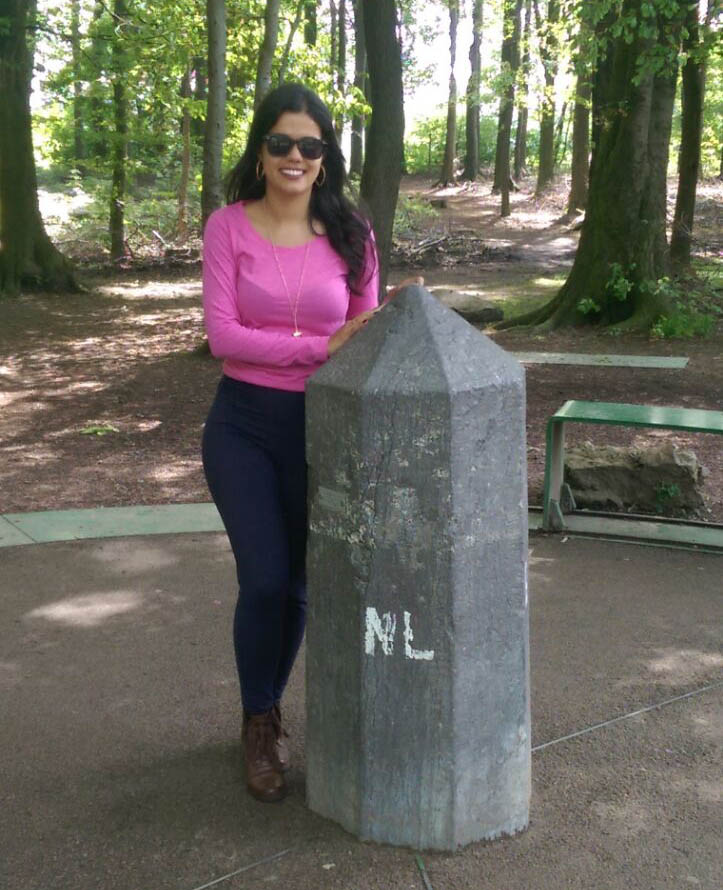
[542,400,723,530]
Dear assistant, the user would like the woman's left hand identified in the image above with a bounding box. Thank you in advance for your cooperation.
[382,276,424,306]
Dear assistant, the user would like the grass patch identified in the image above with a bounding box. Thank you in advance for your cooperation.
[490,272,564,320]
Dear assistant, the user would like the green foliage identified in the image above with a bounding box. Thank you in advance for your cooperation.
[576,297,600,315]
[393,194,439,237]
[397,0,442,93]
[651,308,715,339]
[404,111,498,174]
[404,114,448,174]
[646,273,718,339]
[654,481,681,514]
[605,262,635,302]
[42,172,202,257]
[578,264,719,335]
[700,38,722,177]
[80,425,120,436]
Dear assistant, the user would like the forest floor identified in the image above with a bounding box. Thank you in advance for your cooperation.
[1,175,721,521]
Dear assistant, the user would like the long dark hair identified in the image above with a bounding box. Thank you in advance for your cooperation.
[226,84,375,295]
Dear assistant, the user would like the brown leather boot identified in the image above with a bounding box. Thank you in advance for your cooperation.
[271,704,290,773]
[242,711,287,802]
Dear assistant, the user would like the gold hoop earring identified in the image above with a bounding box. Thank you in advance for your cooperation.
[256,160,264,181]
[315,165,326,188]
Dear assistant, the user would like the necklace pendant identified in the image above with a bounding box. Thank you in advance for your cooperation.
[292,330,302,338]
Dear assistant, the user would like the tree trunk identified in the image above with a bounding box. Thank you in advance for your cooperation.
[0,0,77,295]
[109,0,127,261]
[350,0,366,176]
[462,0,483,181]
[304,0,318,45]
[191,55,206,142]
[670,2,705,269]
[330,0,337,76]
[335,0,347,140]
[360,0,404,294]
[177,66,192,241]
[553,100,567,166]
[494,0,522,212]
[535,0,560,194]
[500,1,683,331]
[279,0,305,83]
[70,0,84,165]
[202,0,227,229]
[254,0,280,109]
[440,1,459,186]
[513,0,532,180]
[88,1,108,160]
[566,69,591,215]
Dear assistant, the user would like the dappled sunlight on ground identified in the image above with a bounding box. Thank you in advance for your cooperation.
[646,648,723,680]
[26,591,145,627]
[89,541,179,573]
[95,280,201,300]
[38,187,93,228]
[590,798,654,837]
[148,460,203,485]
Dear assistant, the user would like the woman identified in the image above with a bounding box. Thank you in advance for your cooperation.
[202,84,413,803]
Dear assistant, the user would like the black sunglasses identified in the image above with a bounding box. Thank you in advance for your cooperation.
[263,133,327,160]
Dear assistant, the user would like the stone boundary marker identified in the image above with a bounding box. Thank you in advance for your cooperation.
[305,285,530,850]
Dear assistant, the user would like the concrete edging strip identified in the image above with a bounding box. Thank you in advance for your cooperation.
[511,353,689,368]
[1,504,719,551]
[1,503,224,546]
[0,515,36,547]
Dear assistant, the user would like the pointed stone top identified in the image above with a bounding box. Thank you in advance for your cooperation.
[309,285,524,395]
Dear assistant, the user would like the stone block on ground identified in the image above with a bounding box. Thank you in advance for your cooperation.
[564,441,706,517]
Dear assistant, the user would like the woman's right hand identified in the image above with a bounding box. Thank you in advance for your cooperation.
[328,309,376,356]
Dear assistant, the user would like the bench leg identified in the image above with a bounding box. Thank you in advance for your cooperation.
[542,420,566,531]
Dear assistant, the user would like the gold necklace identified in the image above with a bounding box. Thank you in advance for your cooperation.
[269,235,310,338]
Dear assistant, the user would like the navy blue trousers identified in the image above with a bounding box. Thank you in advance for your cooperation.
[202,376,307,715]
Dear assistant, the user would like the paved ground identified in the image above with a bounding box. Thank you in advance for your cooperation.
[1,531,721,890]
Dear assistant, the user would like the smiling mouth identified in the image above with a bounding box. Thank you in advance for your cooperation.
[280,168,304,177]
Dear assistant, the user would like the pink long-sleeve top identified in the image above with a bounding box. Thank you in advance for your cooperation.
[202,201,379,392]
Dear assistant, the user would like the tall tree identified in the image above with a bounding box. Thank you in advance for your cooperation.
[535,0,560,194]
[87,1,109,160]
[278,1,305,82]
[566,50,591,216]
[109,0,128,261]
[254,0,281,108]
[669,0,710,268]
[439,1,460,186]
[360,0,404,292]
[70,0,84,164]
[177,65,192,240]
[553,99,568,166]
[0,0,76,295]
[513,0,532,181]
[304,0,318,44]
[335,0,347,139]
[350,0,366,176]
[500,0,686,330]
[493,0,523,215]
[462,0,483,181]
[202,0,226,228]
[329,0,338,76]
[192,55,207,142]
